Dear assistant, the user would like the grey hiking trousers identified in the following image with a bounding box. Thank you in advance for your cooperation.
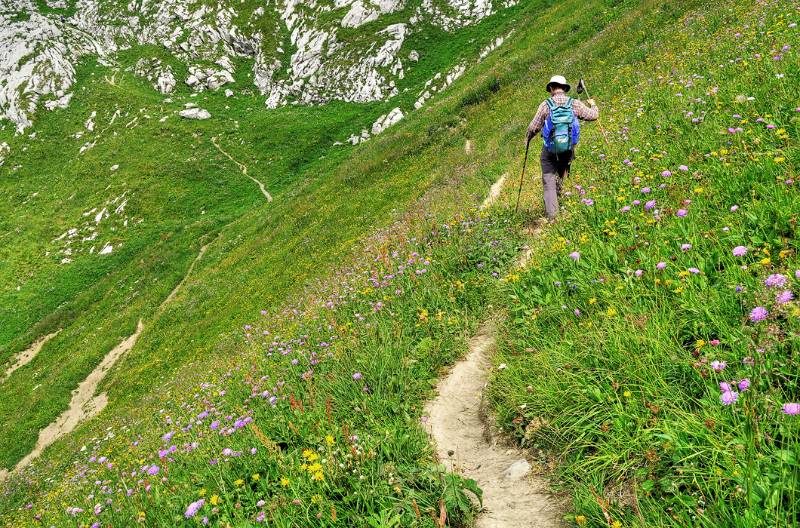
[540,147,573,220]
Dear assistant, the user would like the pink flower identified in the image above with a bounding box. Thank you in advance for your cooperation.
[776,290,794,304]
[732,246,747,257]
[676,209,688,217]
[688,267,701,274]
[711,360,727,372]
[661,170,672,177]
[738,379,750,392]
[678,165,689,171]
[620,205,631,213]
[749,306,768,322]
[656,262,667,270]
[634,269,643,277]
[730,205,739,212]
[720,391,738,405]
[645,200,656,210]
[569,251,580,261]
[719,382,732,392]
[681,244,692,251]
[185,499,205,518]
[783,403,800,415]
[352,372,363,380]
[765,274,787,288]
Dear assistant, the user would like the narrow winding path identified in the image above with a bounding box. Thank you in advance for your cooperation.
[211,136,273,202]
[15,320,144,470]
[3,330,60,381]
[425,173,560,527]
[425,329,561,527]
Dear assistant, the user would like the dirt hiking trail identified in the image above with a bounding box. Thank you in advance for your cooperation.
[424,327,561,527]
[425,173,560,527]
[3,330,61,381]
[211,136,273,202]
[9,320,144,474]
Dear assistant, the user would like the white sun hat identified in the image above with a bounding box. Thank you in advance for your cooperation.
[546,75,571,92]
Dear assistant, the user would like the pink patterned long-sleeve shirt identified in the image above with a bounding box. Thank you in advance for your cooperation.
[526,89,599,140]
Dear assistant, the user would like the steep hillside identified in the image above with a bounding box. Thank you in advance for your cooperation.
[0,0,797,526]
[0,0,520,473]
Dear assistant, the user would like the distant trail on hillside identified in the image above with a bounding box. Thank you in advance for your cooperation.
[159,242,210,310]
[211,136,273,202]
[2,330,61,381]
[11,320,144,473]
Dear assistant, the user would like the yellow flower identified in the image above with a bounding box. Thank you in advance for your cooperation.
[312,471,325,482]
[606,307,617,317]
[693,187,704,194]
[210,495,220,506]
[623,391,632,398]
[303,449,319,461]
[779,250,791,259]
[234,479,244,487]
[307,463,322,473]
[760,257,771,265]
[613,521,623,528]
[198,488,206,497]
[325,435,335,446]
[695,339,706,349]
[588,297,597,305]
[252,474,260,481]
[280,477,290,487]
[311,494,322,504]
[576,515,587,525]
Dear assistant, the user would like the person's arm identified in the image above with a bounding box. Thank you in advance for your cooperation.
[526,101,549,143]
[573,98,599,121]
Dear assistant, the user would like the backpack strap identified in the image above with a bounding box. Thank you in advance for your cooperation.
[565,97,573,108]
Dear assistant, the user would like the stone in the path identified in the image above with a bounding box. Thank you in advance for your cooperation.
[502,459,531,480]
[179,108,211,120]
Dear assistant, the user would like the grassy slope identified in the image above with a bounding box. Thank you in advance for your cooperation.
[2,0,796,526]
[488,0,799,526]
[0,0,659,524]
[0,1,525,469]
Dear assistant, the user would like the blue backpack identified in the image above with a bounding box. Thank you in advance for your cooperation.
[543,97,580,155]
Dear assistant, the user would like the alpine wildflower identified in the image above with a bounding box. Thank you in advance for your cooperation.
[749,306,768,322]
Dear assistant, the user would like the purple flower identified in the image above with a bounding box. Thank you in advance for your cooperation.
[162,431,174,442]
[573,309,581,316]
[679,165,689,171]
[645,200,656,211]
[641,187,651,194]
[719,382,732,392]
[765,274,787,288]
[732,246,747,257]
[676,209,688,217]
[783,403,800,415]
[352,372,363,380]
[620,206,631,213]
[749,306,768,322]
[661,170,672,177]
[720,391,738,405]
[185,499,205,518]
[711,360,727,372]
[730,205,739,212]
[688,267,701,274]
[738,379,750,392]
[147,465,160,476]
[681,244,692,251]
[656,262,667,270]
[776,290,794,304]
[634,269,643,277]
[568,251,580,261]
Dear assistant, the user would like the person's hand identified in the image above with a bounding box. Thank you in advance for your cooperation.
[587,98,597,107]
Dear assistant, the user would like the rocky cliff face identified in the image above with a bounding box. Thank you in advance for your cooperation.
[0,0,515,132]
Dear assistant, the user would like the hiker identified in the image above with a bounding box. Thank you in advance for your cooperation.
[525,75,598,221]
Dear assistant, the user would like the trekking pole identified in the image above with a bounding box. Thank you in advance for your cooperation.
[577,78,611,149]
[513,140,531,215]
